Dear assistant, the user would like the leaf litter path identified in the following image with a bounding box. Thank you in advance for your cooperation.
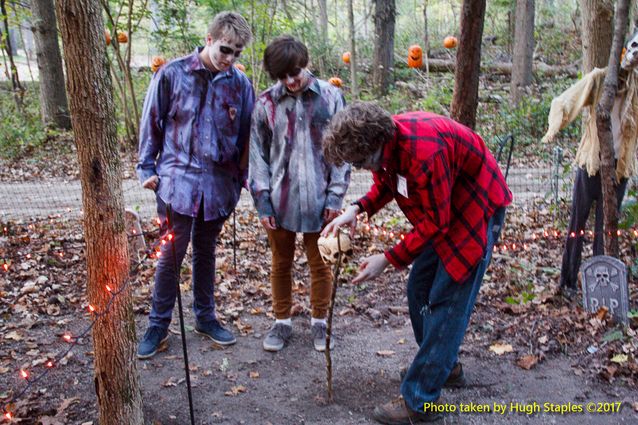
[133,309,637,425]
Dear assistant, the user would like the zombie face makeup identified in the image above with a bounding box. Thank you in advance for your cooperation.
[279,67,310,94]
[206,35,244,72]
[622,30,638,71]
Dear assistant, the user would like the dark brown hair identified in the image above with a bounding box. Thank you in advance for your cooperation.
[263,35,309,80]
[208,12,252,45]
[322,101,396,166]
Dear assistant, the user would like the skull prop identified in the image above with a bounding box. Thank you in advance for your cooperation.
[622,29,638,70]
[317,233,353,265]
[589,265,620,292]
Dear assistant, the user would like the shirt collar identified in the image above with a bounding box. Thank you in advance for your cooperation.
[187,47,234,78]
[271,72,320,103]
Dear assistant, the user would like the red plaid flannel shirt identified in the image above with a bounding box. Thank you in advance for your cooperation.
[357,112,512,283]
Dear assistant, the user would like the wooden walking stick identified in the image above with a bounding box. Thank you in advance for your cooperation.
[319,232,352,401]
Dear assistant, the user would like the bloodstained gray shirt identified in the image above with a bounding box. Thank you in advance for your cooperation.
[249,76,350,232]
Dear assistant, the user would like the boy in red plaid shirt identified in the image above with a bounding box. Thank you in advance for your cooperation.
[322,102,511,424]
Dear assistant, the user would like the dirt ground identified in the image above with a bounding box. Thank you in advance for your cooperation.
[1,208,637,424]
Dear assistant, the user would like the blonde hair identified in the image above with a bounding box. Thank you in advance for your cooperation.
[208,12,252,45]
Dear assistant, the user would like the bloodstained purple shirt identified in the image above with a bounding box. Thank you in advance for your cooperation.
[137,47,255,221]
[249,76,350,232]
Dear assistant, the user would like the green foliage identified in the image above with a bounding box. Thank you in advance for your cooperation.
[0,83,46,160]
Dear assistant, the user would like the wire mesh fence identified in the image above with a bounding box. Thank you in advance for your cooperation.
[0,146,578,223]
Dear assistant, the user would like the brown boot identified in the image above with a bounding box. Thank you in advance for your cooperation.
[372,396,442,424]
[399,362,466,388]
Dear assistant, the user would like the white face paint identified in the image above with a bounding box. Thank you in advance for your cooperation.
[206,35,244,72]
[280,68,310,94]
[622,30,638,70]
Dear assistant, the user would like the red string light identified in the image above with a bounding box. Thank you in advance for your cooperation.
[88,305,95,313]
[46,361,53,368]
[105,285,112,293]
[20,370,28,380]
[4,412,11,420]
[63,334,72,342]
[2,263,8,272]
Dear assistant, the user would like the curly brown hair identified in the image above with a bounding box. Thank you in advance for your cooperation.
[322,101,396,165]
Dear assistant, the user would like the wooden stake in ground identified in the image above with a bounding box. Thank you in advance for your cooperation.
[324,235,343,401]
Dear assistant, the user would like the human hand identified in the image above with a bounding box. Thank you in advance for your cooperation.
[260,216,277,230]
[142,175,159,191]
[321,204,359,238]
[352,253,390,284]
[323,208,340,224]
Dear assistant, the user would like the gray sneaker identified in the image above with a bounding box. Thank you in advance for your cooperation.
[263,323,292,352]
[311,322,335,352]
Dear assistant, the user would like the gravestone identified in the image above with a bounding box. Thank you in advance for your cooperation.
[581,256,629,325]
[125,209,146,260]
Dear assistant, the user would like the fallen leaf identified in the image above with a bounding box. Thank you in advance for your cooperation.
[595,307,609,321]
[5,331,22,341]
[610,354,628,364]
[249,371,260,379]
[376,350,395,357]
[397,338,406,345]
[516,354,538,370]
[489,343,513,355]
[162,377,178,387]
[224,385,247,396]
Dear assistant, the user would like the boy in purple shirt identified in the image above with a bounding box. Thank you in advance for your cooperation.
[136,12,255,359]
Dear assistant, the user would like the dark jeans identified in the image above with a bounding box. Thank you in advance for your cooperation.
[149,200,226,330]
[560,168,628,289]
[401,207,506,411]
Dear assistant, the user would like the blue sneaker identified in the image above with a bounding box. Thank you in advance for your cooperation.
[137,326,169,359]
[195,319,236,346]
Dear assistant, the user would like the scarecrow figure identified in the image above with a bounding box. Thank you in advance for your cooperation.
[542,31,638,296]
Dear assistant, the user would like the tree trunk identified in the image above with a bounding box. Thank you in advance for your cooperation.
[580,0,614,72]
[54,1,144,424]
[31,0,71,130]
[348,0,359,99]
[410,57,578,77]
[423,0,430,56]
[0,0,24,107]
[596,0,631,257]
[318,0,328,45]
[450,0,486,129]
[372,0,395,95]
[511,0,535,105]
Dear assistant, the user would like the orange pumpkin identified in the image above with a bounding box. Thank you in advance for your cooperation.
[234,63,246,72]
[117,31,128,44]
[342,51,351,64]
[443,36,458,49]
[621,47,627,63]
[407,44,423,68]
[105,30,111,46]
[328,77,343,87]
[151,56,167,73]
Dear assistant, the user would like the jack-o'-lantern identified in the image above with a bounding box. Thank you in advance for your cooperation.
[105,30,111,46]
[342,51,351,64]
[443,36,458,49]
[407,44,423,68]
[328,77,343,87]
[117,31,128,44]
[151,56,167,73]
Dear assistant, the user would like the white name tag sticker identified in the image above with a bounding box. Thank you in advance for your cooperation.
[397,174,408,198]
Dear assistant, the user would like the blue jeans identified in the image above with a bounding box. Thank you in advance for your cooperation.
[401,207,506,411]
[149,200,226,330]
